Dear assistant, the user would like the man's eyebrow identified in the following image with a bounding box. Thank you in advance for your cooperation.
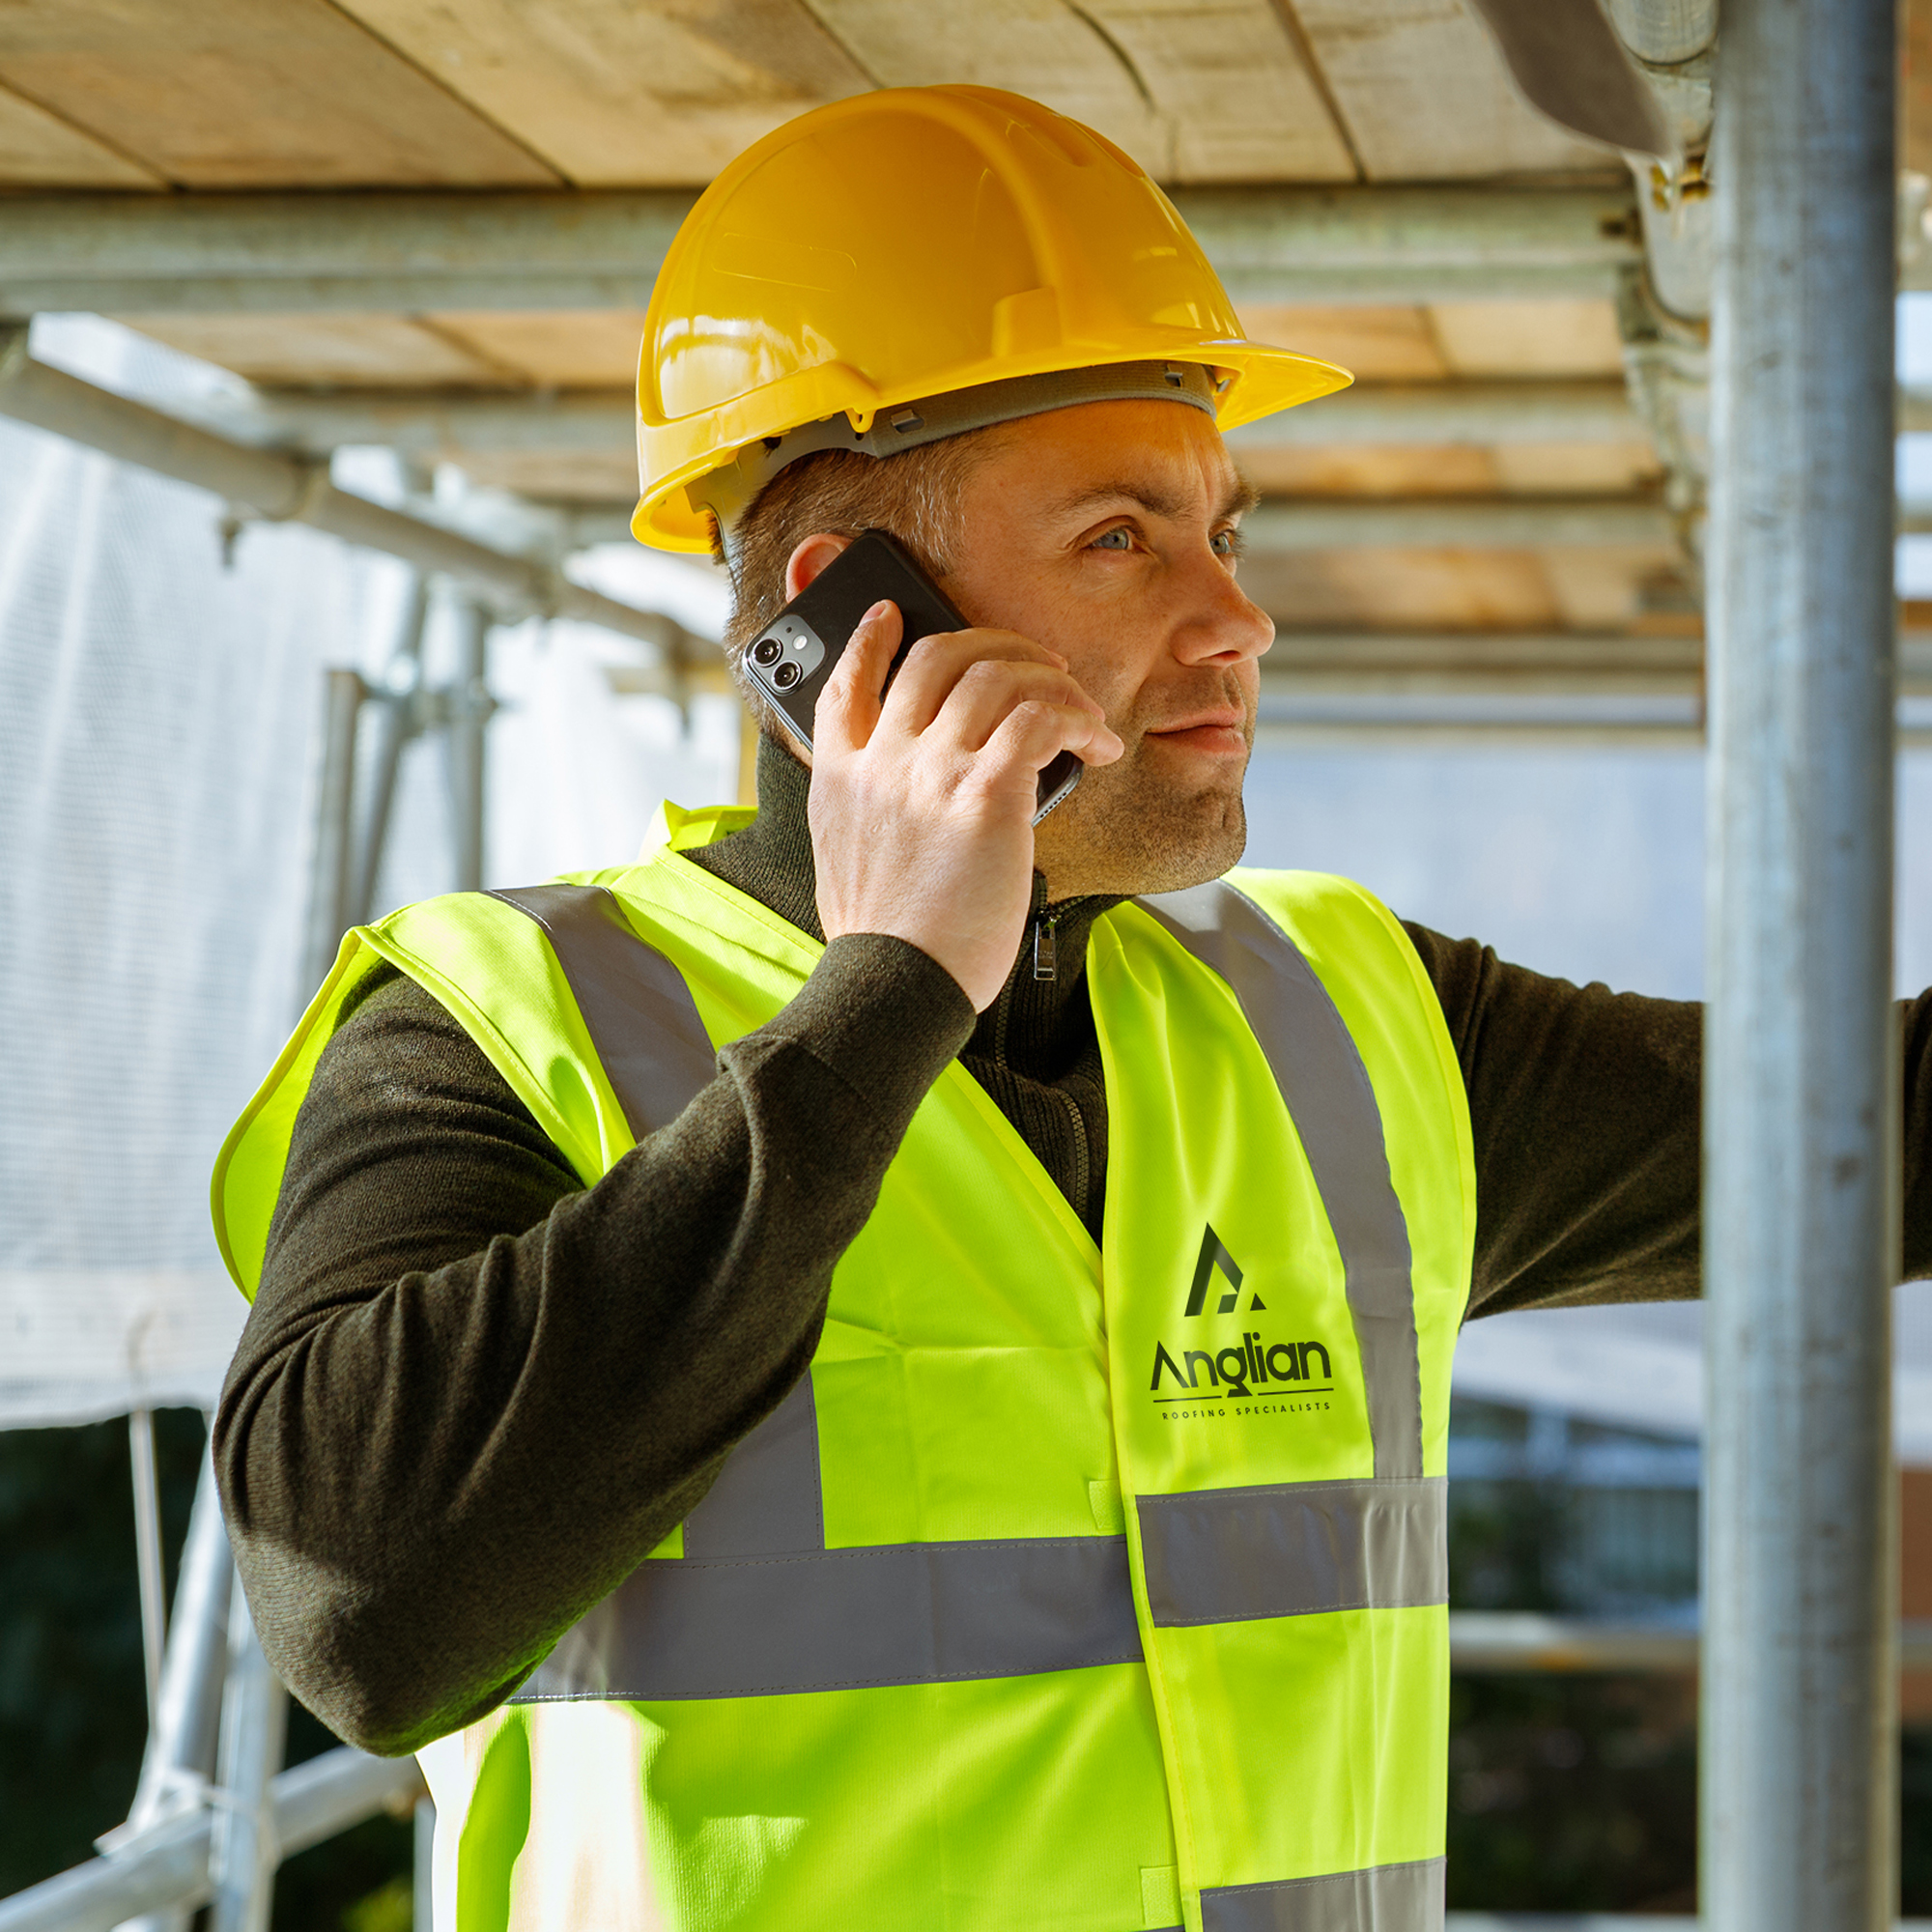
[1048,476,1262,523]
[1049,479,1187,521]
[1221,477,1261,522]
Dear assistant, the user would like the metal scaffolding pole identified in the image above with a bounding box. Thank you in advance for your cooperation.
[0,1749,425,1932]
[124,1452,231,1819]
[0,185,1644,312]
[448,597,490,895]
[161,377,1646,462]
[114,1443,232,1932]
[413,1800,435,1932]
[301,668,364,996]
[1703,2,1899,1929]
[207,1578,286,1932]
[349,575,429,929]
[0,327,702,666]
[1239,495,1676,550]
[127,1410,166,1726]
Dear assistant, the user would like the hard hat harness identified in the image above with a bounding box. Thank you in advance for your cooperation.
[697,359,1223,568]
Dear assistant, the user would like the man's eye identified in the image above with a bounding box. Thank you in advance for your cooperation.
[1210,529,1237,556]
[1091,527,1133,551]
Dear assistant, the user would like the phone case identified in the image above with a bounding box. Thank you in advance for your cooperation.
[740,529,1082,824]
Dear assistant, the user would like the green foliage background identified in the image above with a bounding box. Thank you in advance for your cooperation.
[0,1412,410,1928]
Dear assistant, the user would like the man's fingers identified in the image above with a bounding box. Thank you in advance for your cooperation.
[876,629,1069,739]
[978,696,1125,787]
[925,657,1110,756]
[811,600,902,756]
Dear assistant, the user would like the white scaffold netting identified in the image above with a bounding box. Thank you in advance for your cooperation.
[0,318,736,1428]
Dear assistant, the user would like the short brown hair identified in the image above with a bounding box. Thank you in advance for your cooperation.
[715,431,1001,735]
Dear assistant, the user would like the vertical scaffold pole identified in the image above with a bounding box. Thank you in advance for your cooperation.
[414,1797,436,1932]
[127,1407,166,1726]
[302,668,365,993]
[449,597,490,895]
[120,1440,232,1932]
[350,570,431,927]
[208,1574,287,1932]
[1704,2,1900,1929]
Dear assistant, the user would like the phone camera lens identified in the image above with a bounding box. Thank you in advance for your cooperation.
[772,661,802,690]
[751,637,782,668]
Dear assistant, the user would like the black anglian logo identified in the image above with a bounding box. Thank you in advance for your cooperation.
[1150,1222,1333,1403]
[1184,1223,1264,1317]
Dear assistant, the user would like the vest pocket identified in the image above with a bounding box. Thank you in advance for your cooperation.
[1089,1477,1126,1535]
[1140,1863,1182,1927]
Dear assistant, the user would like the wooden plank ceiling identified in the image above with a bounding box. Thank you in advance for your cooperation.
[0,0,1709,635]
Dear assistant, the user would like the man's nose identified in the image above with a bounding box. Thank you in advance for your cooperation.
[1168,546,1275,666]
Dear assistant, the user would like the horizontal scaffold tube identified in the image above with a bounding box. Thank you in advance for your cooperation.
[156,378,1932,494]
[0,329,711,663]
[1258,628,1932,698]
[0,1747,424,1932]
[174,379,1645,462]
[1240,495,1678,549]
[0,185,1644,314]
[1450,1612,1932,1674]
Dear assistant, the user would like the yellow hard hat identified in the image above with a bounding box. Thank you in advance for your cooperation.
[632,85,1351,553]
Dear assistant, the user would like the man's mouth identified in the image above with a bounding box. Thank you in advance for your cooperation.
[1144,710,1250,757]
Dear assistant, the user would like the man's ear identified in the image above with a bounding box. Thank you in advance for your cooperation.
[784,531,854,602]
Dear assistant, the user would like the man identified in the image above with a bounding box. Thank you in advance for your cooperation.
[213,86,1932,1932]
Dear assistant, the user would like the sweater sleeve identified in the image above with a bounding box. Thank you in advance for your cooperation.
[1404,925,1932,1319]
[214,936,975,1757]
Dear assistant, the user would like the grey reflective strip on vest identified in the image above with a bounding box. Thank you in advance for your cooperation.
[1137,882,1425,1482]
[491,887,826,1554]
[1137,1478,1446,1626]
[1201,1857,1445,1932]
[486,884,718,1138]
[681,1373,823,1558]
[517,1534,1145,1701]
[488,890,825,1548]
[489,884,835,1684]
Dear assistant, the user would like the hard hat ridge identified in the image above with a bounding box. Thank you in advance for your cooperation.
[632,86,1352,553]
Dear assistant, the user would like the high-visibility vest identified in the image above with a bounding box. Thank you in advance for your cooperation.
[213,802,1474,1932]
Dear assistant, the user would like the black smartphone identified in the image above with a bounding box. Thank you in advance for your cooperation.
[740,529,1083,825]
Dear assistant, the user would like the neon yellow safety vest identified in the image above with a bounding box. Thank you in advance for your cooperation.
[213,803,1474,1932]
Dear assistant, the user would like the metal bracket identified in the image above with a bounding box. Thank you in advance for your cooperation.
[1615,264,1710,571]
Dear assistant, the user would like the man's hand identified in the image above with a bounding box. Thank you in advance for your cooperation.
[808,600,1124,1010]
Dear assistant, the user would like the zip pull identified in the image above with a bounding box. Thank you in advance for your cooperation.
[1034,914,1057,980]
[1030,868,1055,981]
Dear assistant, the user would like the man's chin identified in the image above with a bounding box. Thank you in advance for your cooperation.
[1112,825,1249,896]
[1041,767,1248,898]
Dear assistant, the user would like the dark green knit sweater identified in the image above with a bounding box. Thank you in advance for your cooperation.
[214,737,1932,1755]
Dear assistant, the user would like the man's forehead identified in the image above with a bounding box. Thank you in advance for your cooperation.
[987,397,1250,518]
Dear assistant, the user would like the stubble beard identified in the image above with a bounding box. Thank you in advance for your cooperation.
[1040,677,1255,898]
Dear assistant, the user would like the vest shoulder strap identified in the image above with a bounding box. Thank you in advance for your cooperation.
[1125,873,1458,1480]
[213,879,664,1294]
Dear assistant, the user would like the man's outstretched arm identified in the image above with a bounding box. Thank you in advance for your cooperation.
[215,944,973,1757]
[1407,926,1932,1317]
